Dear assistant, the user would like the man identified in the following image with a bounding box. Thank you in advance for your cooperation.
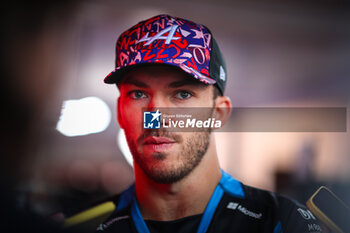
[97,14,323,233]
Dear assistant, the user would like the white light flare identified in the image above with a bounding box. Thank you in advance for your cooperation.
[56,97,111,137]
[117,129,134,167]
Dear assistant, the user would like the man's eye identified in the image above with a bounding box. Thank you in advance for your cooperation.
[175,90,192,99]
[129,90,147,99]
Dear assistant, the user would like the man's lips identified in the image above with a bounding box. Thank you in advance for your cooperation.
[143,136,176,152]
[143,136,175,145]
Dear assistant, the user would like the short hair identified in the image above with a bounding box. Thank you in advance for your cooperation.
[213,85,222,100]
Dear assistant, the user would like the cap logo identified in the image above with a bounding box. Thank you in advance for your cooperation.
[220,65,226,81]
[137,25,180,46]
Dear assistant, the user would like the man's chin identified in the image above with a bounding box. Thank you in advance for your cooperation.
[144,170,189,184]
[139,162,191,184]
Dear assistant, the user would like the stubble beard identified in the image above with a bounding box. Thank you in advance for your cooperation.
[125,131,210,184]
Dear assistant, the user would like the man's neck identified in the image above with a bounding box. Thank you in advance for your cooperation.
[134,136,221,221]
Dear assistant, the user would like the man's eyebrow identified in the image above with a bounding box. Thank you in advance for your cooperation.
[120,78,149,88]
[168,79,207,88]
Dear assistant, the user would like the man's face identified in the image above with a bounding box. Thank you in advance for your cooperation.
[118,65,215,183]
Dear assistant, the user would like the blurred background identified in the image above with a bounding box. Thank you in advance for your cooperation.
[2,0,350,219]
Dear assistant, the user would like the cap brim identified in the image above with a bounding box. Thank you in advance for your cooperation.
[104,63,216,85]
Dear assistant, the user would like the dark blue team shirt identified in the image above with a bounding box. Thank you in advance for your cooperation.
[95,170,323,233]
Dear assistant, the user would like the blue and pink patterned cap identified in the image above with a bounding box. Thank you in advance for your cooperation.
[104,14,227,94]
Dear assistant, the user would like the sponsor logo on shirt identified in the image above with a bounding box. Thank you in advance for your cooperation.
[297,208,316,220]
[308,223,322,232]
[226,202,262,219]
[220,66,226,81]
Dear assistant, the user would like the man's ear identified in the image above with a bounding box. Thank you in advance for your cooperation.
[117,97,124,129]
[213,95,231,126]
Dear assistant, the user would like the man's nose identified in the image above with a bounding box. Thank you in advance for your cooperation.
[147,94,169,110]
[147,94,174,129]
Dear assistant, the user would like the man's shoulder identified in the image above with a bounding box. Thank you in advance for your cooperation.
[219,170,280,207]
[220,171,323,232]
[239,183,317,221]
[220,171,310,211]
